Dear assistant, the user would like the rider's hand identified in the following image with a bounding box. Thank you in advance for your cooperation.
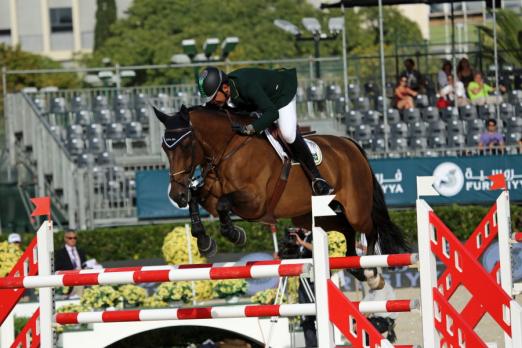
[290,232,303,246]
[231,123,255,136]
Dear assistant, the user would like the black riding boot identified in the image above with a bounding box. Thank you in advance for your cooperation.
[288,132,334,195]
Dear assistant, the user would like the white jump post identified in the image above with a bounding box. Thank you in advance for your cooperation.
[311,195,336,347]
[37,220,54,348]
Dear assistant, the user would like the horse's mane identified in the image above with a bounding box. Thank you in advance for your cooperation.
[187,105,255,124]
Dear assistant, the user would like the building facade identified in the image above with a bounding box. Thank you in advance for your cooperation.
[0,0,132,61]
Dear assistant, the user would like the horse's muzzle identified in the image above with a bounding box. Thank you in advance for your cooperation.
[171,189,190,208]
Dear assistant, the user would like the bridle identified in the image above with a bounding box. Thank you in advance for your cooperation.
[163,110,252,199]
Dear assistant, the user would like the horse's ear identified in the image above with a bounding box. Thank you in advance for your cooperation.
[179,104,190,122]
[153,106,169,126]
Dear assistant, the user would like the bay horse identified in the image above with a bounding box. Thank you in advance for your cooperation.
[154,105,408,278]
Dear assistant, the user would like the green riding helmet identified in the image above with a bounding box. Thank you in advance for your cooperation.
[198,66,228,103]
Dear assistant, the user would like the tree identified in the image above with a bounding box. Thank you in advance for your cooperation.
[94,0,117,51]
[85,0,423,85]
[477,9,522,66]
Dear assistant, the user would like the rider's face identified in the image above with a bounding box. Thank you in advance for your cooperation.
[211,83,230,107]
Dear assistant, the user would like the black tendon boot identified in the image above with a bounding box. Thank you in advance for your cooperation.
[288,132,334,195]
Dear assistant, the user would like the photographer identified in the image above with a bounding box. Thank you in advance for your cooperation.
[289,228,317,347]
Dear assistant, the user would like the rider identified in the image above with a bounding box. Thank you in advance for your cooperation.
[197,66,333,196]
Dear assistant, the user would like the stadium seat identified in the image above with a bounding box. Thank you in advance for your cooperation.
[428,120,447,136]
[459,105,477,120]
[440,106,459,121]
[125,122,144,139]
[391,122,409,138]
[87,137,106,153]
[386,108,401,124]
[94,109,113,124]
[71,96,87,112]
[97,152,114,166]
[363,110,381,126]
[33,98,47,113]
[410,137,428,150]
[508,90,522,104]
[67,137,85,155]
[75,110,93,125]
[390,137,408,151]
[93,95,109,110]
[346,110,363,126]
[106,123,125,140]
[467,119,485,133]
[507,116,522,132]
[376,96,391,112]
[477,104,495,120]
[354,97,370,111]
[448,134,466,147]
[376,123,390,136]
[326,84,342,101]
[447,119,466,135]
[364,82,378,97]
[136,107,149,124]
[115,108,134,123]
[78,153,95,167]
[499,102,515,119]
[506,132,521,145]
[49,125,65,142]
[421,106,439,122]
[51,97,67,114]
[333,97,347,115]
[348,83,360,99]
[296,86,306,103]
[67,124,84,139]
[372,138,387,152]
[87,124,104,138]
[428,135,447,148]
[415,95,430,108]
[115,93,131,109]
[466,132,481,146]
[359,139,373,151]
[403,108,421,123]
[409,121,429,137]
[355,124,373,141]
[306,84,325,102]
[134,93,149,109]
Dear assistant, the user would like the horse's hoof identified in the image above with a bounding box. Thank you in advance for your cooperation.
[221,225,247,246]
[197,236,217,257]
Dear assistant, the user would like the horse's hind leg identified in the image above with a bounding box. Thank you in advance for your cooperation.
[217,194,247,246]
[189,195,217,257]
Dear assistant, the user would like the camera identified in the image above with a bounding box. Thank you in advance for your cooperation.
[278,227,306,259]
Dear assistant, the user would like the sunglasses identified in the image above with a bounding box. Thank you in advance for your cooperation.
[65,237,77,240]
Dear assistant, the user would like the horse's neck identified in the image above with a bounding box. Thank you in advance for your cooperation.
[191,111,233,156]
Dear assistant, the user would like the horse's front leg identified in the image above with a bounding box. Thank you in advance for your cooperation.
[189,192,217,256]
[217,193,247,246]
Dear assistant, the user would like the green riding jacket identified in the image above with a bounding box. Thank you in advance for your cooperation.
[227,67,298,132]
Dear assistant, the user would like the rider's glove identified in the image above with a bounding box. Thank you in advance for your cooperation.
[231,123,256,135]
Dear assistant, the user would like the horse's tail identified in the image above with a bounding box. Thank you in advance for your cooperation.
[342,137,409,254]
[369,167,410,254]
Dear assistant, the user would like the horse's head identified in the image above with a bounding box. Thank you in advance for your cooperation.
[154,105,202,208]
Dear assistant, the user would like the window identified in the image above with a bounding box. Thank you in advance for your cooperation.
[50,8,73,33]
[0,29,10,36]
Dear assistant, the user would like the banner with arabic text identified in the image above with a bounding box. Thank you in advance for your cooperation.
[369,154,522,206]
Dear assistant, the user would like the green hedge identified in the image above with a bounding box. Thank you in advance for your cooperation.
[3,205,521,263]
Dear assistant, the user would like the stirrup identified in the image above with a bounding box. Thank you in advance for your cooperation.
[312,178,334,195]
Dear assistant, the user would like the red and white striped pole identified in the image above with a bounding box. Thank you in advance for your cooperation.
[55,300,417,325]
[0,263,309,289]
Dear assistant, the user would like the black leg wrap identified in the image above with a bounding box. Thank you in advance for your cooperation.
[349,268,367,282]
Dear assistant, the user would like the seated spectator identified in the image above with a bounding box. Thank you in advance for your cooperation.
[8,233,21,247]
[457,57,474,90]
[401,58,424,92]
[437,60,452,89]
[479,118,505,154]
[439,74,468,107]
[395,75,418,110]
[467,72,503,105]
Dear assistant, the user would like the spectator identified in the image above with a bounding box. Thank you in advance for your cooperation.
[437,60,452,89]
[55,230,86,271]
[395,75,418,110]
[467,72,503,105]
[291,228,317,348]
[457,57,474,90]
[7,233,21,246]
[479,118,505,154]
[439,74,468,107]
[363,270,398,343]
[401,58,423,92]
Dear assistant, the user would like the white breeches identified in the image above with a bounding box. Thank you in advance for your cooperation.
[277,97,297,144]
